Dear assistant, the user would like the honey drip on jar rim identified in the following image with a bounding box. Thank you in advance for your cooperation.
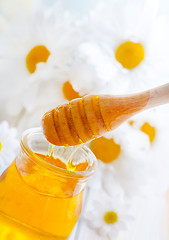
[43,144,89,172]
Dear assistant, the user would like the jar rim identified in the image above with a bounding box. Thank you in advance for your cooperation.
[20,128,97,179]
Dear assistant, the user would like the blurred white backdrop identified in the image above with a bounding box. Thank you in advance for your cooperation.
[0,0,169,239]
[44,0,169,16]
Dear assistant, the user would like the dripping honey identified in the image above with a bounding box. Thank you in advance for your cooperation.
[37,151,90,172]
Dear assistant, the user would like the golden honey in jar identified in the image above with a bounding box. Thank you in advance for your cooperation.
[0,128,97,240]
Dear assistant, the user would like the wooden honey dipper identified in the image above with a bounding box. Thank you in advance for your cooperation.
[42,83,169,146]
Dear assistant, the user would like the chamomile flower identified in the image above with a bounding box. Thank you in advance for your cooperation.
[0,121,19,174]
[17,48,107,131]
[88,160,125,199]
[90,123,151,197]
[83,191,134,239]
[128,108,164,145]
[0,1,81,116]
[130,107,169,194]
[83,0,169,94]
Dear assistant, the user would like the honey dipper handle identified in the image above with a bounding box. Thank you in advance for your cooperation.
[146,83,169,109]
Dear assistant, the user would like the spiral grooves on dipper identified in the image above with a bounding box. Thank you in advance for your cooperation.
[43,95,108,146]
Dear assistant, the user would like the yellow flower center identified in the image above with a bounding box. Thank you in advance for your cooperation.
[104,211,118,224]
[140,122,156,143]
[90,137,121,163]
[62,81,80,101]
[26,45,50,74]
[115,41,144,69]
[129,120,134,126]
[0,142,2,151]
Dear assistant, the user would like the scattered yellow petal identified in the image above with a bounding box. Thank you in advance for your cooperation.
[140,122,156,143]
[90,137,121,163]
[0,142,2,151]
[26,45,50,74]
[62,81,80,101]
[104,211,118,224]
[115,41,144,69]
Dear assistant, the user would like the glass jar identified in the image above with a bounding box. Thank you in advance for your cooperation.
[0,128,97,240]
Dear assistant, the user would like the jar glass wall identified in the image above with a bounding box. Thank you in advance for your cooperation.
[0,128,97,240]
